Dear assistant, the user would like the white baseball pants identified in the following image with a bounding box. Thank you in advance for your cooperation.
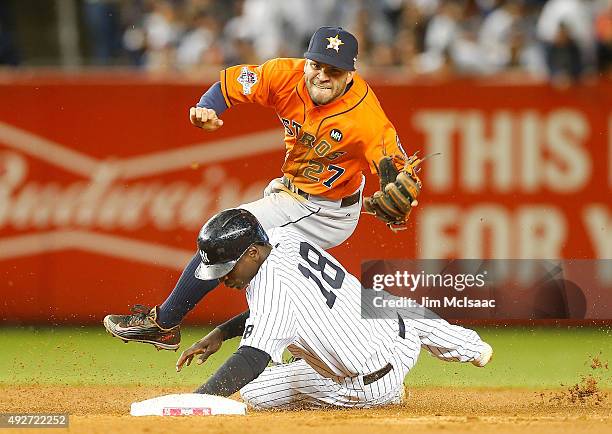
[240,331,421,410]
[237,177,363,250]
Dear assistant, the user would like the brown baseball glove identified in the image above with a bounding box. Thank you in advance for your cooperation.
[363,152,433,232]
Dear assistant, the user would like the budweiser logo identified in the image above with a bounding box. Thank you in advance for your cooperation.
[0,122,281,267]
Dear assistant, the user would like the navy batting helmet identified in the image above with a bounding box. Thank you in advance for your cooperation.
[194,208,269,280]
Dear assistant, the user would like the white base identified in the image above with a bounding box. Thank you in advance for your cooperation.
[130,393,247,416]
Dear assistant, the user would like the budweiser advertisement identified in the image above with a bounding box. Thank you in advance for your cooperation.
[0,76,610,324]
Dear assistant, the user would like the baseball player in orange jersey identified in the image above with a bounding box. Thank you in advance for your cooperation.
[103,26,422,351]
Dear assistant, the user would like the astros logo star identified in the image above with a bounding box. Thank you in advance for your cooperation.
[326,35,344,52]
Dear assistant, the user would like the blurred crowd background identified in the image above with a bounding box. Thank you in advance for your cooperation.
[0,0,611,85]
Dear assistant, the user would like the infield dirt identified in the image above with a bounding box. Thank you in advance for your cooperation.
[2,385,610,434]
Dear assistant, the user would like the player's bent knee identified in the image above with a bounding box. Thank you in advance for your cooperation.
[240,379,296,410]
[239,387,275,410]
[239,383,259,406]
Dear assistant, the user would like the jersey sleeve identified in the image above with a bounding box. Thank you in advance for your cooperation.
[239,268,297,363]
[220,59,280,109]
[364,123,409,174]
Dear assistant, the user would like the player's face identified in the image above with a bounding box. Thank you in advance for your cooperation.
[220,246,267,289]
[304,60,354,105]
[220,261,252,289]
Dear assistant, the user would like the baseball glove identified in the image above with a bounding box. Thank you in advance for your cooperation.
[363,152,433,232]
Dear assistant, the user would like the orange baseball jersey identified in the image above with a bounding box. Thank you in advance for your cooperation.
[220,58,408,201]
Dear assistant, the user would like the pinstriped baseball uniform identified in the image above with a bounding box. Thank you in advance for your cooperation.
[238,227,490,409]
[238,227,422,409]
[406,317,485,362]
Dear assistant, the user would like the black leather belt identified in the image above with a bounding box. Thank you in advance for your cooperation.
[282,177,360,208]
[363,363,393,385]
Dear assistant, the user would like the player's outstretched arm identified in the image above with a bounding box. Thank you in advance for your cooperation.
[189,81,227,131]
[176,310,251,371]
[194,346,270,397]
[189,107,224,131]
[176,328,224,371]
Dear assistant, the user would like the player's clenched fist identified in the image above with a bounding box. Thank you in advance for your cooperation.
[176,328,224,372]
[189,107,224,131]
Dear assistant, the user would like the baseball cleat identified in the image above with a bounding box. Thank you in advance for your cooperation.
[103,305,181,351]
[472,342,493,367]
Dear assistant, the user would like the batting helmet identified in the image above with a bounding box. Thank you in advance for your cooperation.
[194,208,269,280]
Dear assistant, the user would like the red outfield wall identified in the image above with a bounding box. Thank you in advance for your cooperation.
[0,75,610,324]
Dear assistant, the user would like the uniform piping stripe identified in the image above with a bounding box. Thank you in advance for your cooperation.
[223,69,233,107]
[295,83,307,124]
[315,85,370,137]
[279,208,320,228]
